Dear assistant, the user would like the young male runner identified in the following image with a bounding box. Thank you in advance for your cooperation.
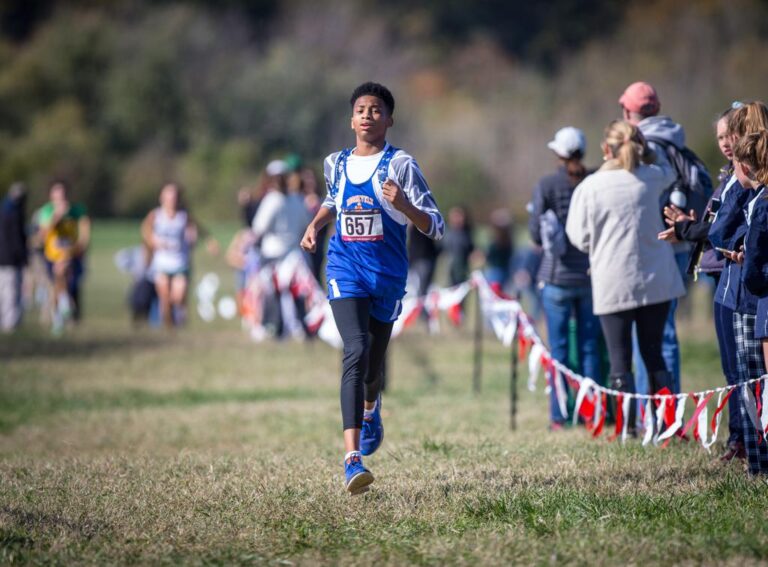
[301,82,444,494]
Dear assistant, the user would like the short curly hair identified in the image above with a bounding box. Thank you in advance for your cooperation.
[349,82,395,115]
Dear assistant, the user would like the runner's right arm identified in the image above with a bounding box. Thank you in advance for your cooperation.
[301,206,336,253]
[140,210,156,250]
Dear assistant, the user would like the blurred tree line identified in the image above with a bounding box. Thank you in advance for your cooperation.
[1,0,767,220]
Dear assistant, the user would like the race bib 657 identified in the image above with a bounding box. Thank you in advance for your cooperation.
[340,209,384,242]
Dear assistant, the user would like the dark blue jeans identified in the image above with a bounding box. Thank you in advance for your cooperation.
[541,284,602,424]
[714,301,743,444]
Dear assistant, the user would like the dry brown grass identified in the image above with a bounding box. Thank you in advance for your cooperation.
[1,224,766,565]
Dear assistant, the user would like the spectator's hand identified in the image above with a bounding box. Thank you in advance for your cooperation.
[470,249,486,268]
[723,245,744,264]
[301,225,317,253]
[205,237,220,256]
[657,227,678,242]
[381,178,409,212]
[720,244,744,264]
[664,205,695,226]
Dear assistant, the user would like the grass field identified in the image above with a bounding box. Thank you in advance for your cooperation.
[1,222,767,566]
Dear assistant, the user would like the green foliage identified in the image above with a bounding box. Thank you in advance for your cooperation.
[426,152,495,213]
[1,0,768,223]
[0,100,107,213]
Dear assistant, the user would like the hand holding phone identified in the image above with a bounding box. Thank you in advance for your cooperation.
[716,246,744,264]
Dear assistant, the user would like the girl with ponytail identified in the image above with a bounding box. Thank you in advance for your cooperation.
[729,129,768,474]
[660,106,745,461]
[566,120,684,432]
[709,102,768,471]
[600,120,656,172]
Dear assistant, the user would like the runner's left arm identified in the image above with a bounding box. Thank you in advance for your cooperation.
[75,215,91,257]
[386,157,445,240]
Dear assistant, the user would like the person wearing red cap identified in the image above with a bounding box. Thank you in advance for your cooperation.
[619,81,661,119]
[617,81,690,401]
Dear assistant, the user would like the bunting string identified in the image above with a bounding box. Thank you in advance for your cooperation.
[234,256,767,450]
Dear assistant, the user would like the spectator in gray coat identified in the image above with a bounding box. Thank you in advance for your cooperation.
[619,81,689,395]
[566,120,685,431]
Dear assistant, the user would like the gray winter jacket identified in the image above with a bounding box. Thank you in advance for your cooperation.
[565,160,685,315]
[528,166,591,287]
[638,115,689,255]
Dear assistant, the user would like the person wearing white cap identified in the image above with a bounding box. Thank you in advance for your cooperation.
[528,126,602,431]
[547,127,587,160]
[250,159,312,339]
[265,159,289,177]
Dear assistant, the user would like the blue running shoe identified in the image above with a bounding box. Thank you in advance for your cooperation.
[344,451,374,495]
[360,396,384,456]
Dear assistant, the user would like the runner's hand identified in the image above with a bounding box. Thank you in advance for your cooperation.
[382,178,408,212]
[301,225,317,253]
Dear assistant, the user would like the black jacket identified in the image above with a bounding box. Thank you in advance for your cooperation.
[528,167,590,287]
[0,195,27,267]
[673,168,732,274]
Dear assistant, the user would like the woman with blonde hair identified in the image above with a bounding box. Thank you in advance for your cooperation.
[566,120,685,427]
[727,101,768,142]
[721,130,768,474]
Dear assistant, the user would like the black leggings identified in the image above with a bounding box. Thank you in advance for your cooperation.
[331,298,394,430]
[599,301,671,376]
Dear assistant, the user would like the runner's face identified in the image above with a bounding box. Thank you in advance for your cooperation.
[160,185,179,209]
[351,96,392,144]
[716,118,733,161]
[50,184,67,205]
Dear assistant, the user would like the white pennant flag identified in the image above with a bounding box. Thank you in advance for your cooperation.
[743,383,763,439]
[527,343,545,392]
[697,396,710,450]
[501,307,520,347]
[642,399,655,446]
[702,390,725,450]
[436,281,472,310]
[553,366,569,419]
[762,378,768,438]
[621,394,632,443]
[658,395,687,442]
[653,397,666,446]
[317,303,343,349]
[593,388,603,431]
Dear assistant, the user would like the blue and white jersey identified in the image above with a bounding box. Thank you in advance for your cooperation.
[150,208,190,275]
[322,143,444,295]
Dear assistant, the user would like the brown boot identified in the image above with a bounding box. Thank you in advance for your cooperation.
[720,440,747,462]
